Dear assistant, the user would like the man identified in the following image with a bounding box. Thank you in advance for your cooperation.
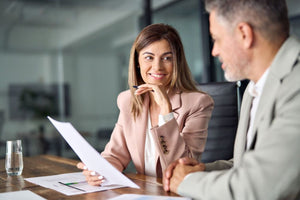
[163,0,300,199]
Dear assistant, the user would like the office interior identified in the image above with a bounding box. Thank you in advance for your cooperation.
[0,0,299,160]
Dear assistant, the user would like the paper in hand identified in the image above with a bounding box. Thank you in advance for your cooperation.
[47,116,139,189]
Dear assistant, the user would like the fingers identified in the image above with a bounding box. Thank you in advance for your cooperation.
[178,157,199,166]
[163,159,180,191]
[76,162,87,170]
[85,172,106,186]
[84,171,106,186]
[133,84,155,95]
[195,163,206,171]
[163,157,204,192]
[76,162,105,186]
[168,163,186,193]
[134,84,172,114]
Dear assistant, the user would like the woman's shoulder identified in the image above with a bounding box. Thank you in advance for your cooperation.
[118,89,131,100]
[180,91,214,108]
[117,90,132,110]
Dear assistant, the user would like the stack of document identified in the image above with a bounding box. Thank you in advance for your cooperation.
[26,172,125,196]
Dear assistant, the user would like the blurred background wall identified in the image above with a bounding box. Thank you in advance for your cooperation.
[0,0,299,159]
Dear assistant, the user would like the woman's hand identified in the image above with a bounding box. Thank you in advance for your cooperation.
[134,84,172,115]
[77,162,105,186]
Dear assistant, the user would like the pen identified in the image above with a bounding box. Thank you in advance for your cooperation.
[62,181,86,186]
[58,181,86,192]
[133,85,154,92]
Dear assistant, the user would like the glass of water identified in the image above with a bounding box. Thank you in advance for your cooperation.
[5,140,23,176]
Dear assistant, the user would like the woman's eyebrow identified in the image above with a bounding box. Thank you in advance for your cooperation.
[142,52,154,55]
[142,51,172,56]
[162,52,172,56]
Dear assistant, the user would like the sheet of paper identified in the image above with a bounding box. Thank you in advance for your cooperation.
[108,194,191,200]
[25,172,124,196]
[0,190,46,200]
[47,116,139,189]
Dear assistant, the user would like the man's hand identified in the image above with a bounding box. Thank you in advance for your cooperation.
[169,161,205,193]
[163,157,205,192]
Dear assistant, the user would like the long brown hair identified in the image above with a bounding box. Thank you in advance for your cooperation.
[128,23,199,119]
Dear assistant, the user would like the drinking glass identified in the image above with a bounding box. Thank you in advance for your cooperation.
[5,140,23,176]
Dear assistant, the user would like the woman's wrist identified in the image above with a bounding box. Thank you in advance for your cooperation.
[158,112,174,126]
[160,102,172,115]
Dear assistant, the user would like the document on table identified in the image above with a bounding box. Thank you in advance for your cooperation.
[25,172,124,196]
[47,116,139,189]
[0,190,46,200]
[108,194,191,200]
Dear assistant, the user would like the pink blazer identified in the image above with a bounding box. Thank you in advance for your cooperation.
[101,90,214,176]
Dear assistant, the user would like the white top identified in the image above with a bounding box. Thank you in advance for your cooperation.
[246,68,270,149]
[144,112,174,176]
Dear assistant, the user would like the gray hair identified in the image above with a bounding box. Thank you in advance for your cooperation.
[204,0,290,41]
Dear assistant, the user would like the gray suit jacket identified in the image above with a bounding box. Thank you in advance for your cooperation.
[178,36,300,200]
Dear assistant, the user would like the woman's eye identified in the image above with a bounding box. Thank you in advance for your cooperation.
[145,56,153,60]
[162,56,172,61]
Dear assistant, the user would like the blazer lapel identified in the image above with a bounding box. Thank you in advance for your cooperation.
[134,94,150,172]
[248,75,279,149]
[134,91,182,172]
[234,86,252,166]
[169,90,182,119]
[248,37,300,149]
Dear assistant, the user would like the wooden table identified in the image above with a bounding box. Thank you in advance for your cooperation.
[0,155,179,199]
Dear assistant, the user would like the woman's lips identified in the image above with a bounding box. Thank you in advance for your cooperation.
[149,73,166,79]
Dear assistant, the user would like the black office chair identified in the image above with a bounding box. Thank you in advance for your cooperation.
[197,82,241,163]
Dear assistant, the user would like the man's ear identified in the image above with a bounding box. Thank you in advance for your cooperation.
[236,22,254,49]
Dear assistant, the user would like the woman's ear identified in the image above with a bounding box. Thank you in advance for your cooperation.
[236,22,254,49]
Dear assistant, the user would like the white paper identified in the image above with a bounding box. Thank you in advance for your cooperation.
[108,194,191,200]
[0,190,46,200]
[47,116,139,189]
[25,172,124,196]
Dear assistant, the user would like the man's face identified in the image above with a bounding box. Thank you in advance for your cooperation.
[209,11,250,81]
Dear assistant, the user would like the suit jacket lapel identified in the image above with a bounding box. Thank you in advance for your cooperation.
[134,90,182,172]
[169,90,182,119]
[248,75,279,149]
[234,86,252,166]
[134,94,150,172]
[248,37,300,149]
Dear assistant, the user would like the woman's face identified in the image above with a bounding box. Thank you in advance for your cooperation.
[138,39,173,87]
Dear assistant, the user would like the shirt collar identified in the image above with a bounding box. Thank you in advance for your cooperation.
[248,68,270,98]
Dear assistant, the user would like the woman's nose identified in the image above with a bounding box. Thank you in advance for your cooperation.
[152,59,162,70]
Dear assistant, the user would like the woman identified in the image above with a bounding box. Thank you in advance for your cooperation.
[77,23,214,185]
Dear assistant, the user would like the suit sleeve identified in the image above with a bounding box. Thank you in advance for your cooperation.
[151,93,214,172]
[204,159,233,171]
[177,66,300,200]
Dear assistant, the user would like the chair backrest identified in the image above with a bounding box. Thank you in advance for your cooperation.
[197,82,240,163]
